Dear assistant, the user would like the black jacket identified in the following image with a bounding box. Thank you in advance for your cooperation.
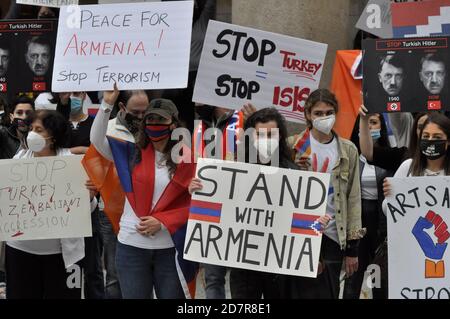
[0,125,21,159]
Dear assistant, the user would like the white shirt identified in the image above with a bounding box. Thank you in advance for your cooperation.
[310,133,339,244]
[7,148,97,268]
[91,102,174,250]
[360,155,378,200]
[118,151,174,249]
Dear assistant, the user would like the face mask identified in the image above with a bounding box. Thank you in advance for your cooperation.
[70,96,83,114]
[121,112,141,135]
[253,137,279,161]
[11,118,28,132]
[420,140,447,160]
[312,114,335,135]
[27,131,51,153]
[370,129,381,140]
[145,124,172,142]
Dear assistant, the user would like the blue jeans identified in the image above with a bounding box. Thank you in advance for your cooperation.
[98,211,121,299]
[115,242,185,299]
[203,263,227,299]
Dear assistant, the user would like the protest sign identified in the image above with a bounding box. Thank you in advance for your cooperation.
[16,0,78,8]
[0,155,92,241]
[192,20,327,124]
[386,176,450,299]
[362,36,449,113]
[0,19,57,97]
[52,1,193,92]
[184,158,330,277]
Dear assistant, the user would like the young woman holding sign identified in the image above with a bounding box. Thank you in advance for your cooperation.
[5,110,98,299]
[383,112,450,193]
[89,85,196,299]
[286,89,364,299]
[189,107,331,299]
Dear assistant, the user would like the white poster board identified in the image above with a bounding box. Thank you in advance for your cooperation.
[52,1,193,92]
[184,158,330,277]
[0,155,92,241]
[16,0,78,8]
[386,176,450,299]
[193,20,327,124]
[98,0,160,3]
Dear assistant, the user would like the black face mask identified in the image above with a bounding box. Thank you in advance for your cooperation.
[11,118,28,132]
[124,113,141,135]
[420,139,447,160]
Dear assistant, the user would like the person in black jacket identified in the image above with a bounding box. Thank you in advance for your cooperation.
[345,113,394,299]
[0,95,34,159]
[359,105,429,172]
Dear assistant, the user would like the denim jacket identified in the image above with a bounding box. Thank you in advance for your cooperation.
[288,130,365,255]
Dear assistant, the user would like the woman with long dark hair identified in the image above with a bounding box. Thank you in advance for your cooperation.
[189,107,331,298]
[385,113,450,180]
[89,85,196,299]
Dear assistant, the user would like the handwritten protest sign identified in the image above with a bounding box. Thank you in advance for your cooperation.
[192,20,327,124]
[52,1,193,92]
[0,155,92,241]
[184,158,330,277]
[16,0,78,8]
[386,176,450,299]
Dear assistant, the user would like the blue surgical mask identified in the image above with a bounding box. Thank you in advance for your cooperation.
[70,96,83,114]
[370,129,381,140]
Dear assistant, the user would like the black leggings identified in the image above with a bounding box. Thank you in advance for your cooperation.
[5,245,81,299]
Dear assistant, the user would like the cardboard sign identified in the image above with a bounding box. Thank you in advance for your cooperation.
[362,36,449,113]
[0,19,57,97]
[184,158,330,277]
[193,20,327,124]
[386,176,450,299]
[0,155,92,241]
[52,1,193,92]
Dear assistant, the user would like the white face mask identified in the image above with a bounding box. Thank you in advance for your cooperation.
[253,137,279,161]
[312,114,336,135]
[27,131,50,153]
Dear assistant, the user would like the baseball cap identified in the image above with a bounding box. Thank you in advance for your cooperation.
[146,98,179,121]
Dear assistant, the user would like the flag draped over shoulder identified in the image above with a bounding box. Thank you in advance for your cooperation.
[330,50,363,139]
[82,138,198,298]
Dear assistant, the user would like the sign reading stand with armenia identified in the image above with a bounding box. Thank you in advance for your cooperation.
[193,20,327,124]
[183,158,330,278]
